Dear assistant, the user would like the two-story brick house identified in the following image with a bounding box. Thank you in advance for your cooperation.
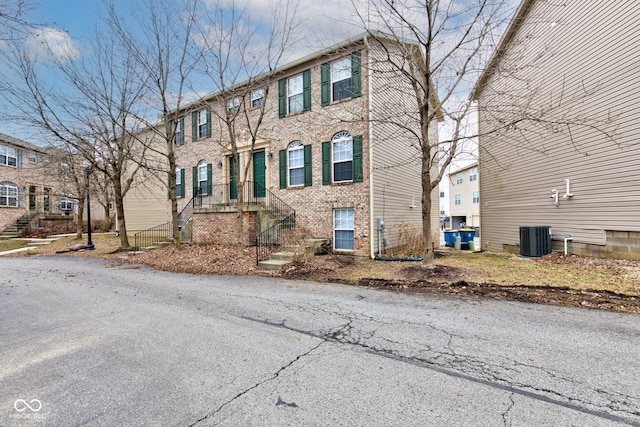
[127,33,441,258]
[0,133,76,236]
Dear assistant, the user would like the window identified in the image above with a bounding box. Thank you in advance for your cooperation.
[334,208,354,250]
[473,191,479,204]
[278,70,310,118]
[198,161,209,195]
[469,168,477,182]
[279,143,312,188]
[172,118,184,145]
[59,198,74,211]
[175,167,185,198]
[197,110,208,138]
[332,132,353,182]
[44,188,50,211]
[0,182,18,207]
[28,153,36,163]
[331,57,352,101]
[456,173,463,184]
[321,51,361,106]
[440,191,445,198]
[0,145,17,167]
[288,141,304,186]
[192,108,211,140]
[59,162,71,179]
[454,194,461,205]
[251,88,264,108]
[287,74,303,114]
[227,97,240,115]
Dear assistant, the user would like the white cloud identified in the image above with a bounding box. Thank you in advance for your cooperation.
[25,27,81,63]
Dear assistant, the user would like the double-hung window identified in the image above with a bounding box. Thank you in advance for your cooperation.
[278,70,310,118]
[0,182,18,206]
[469,168,477,182]
[227,97,240,115]
[173,118,184,145]
[334,208,354,251]
[473,191,479,204]
[331,58,352,101]
[288,141,304,186]
[332,132,353,182]
[198,110,208,138]
[251,88,264,108]
[175,166,185,198]
[321,51,361,106]
[28,153,36,163]
[456,173,463,185]
[0,145,17,167]
[454,194,461,205]
[287,74,303,114]
[198,161,209,195]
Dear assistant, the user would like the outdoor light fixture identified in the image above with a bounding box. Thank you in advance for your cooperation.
[217,161,223,168]
[267,152,273,159]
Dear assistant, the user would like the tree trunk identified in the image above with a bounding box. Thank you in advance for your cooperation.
[112,178,129,248]
[168,148,180,249]
[421,155,434,265]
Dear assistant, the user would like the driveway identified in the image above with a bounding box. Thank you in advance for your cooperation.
[1,257,638,426]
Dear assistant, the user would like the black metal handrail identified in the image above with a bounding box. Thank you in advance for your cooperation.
[133,222,171,252]
[192,181,294,218]
[255,212,296,264]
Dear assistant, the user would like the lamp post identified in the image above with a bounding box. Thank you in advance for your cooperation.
[85,165,95,250]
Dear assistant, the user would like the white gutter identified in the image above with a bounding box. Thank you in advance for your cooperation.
[365,34,376,259]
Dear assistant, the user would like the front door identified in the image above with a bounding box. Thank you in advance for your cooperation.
[28,186,36,211]
[229,156,239,200]
[253,151,266,198]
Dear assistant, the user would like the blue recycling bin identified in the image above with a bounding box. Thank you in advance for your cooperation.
[458,228,476,249]
[444,229,459,247]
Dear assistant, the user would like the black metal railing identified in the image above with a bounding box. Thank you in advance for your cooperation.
[255,212,296,264]
[133,222,171,252]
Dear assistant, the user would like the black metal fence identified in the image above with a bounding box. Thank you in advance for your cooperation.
[133,181,296,261]
[255,212,296,264]
[133,222,171,252]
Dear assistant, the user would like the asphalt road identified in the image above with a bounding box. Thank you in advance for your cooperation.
[1,257,639,426]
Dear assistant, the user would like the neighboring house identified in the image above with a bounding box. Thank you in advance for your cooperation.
[0,133,76,236]
[438,181,449,230]
[474,0,640,258]
[448,163,479,229]
[129,33,442,258]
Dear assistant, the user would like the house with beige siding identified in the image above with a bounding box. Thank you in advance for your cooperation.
[448,163,479,230]
[129,33,441,258]
[474,0,640,258]
[0,133,76,236]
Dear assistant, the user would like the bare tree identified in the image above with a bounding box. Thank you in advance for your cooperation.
[1,24,150,249]
[349,0,520,264]
[195,0,299,255]
[108,0,202,249]
[0,0,36,41]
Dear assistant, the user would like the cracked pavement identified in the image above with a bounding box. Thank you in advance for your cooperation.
[1,258,639,426]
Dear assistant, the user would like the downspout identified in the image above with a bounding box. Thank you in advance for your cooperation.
[365,34,376,259]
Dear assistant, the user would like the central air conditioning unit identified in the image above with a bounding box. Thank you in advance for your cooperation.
[519,226,552,257]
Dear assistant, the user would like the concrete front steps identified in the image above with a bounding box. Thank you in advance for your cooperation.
[258,238,331,271]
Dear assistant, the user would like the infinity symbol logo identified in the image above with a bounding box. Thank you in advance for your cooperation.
[14,399,42,412]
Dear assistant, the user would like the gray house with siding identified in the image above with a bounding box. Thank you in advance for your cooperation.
[474,0,640,258]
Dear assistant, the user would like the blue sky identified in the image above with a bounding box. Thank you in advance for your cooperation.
[28,0,103,39]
